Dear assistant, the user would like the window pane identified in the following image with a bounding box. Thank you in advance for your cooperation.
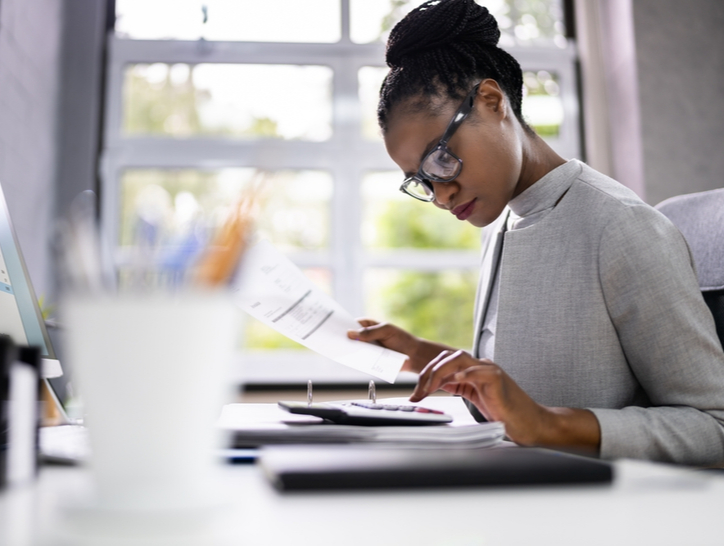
[350,0,425,44]
[120,169,332,351]
[116,0,341,43]
[495,0,567,48]
[119,168,332,253]
[523,70,563,138]
[362,172,480,250]
[359,67,388,141]
[350,0,566,48]
[123,64,332,141]
[244,267,331,351]
[365,269,477,350]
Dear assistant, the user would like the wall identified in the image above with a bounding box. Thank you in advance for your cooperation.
[0,0,62,298]
[55,0,107,222]
[633,0,724,205]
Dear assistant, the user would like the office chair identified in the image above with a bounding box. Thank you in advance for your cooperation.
[655,188,724,346]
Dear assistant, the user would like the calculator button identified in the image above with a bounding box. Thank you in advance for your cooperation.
[381,405,400,411]
[399,406,415,412]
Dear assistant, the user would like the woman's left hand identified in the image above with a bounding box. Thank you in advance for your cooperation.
[409,350,601,450]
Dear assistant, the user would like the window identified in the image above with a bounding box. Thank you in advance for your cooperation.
[102,0,580,384]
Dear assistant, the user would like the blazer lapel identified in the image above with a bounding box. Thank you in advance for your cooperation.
[472,210,509,357]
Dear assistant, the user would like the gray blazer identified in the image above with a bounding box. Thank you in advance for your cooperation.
[471,160,724,465]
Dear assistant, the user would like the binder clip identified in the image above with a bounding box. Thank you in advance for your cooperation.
[368,380,376,404]
[307,379,313,407]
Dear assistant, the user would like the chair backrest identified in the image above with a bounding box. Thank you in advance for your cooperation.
[655,188,724,346]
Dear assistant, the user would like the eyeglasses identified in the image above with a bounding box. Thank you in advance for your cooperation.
[399,83,480,202]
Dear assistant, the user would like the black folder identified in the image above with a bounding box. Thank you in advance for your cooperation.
[260,445,613,491]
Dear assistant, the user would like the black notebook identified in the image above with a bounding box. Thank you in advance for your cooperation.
[260,445,613,491]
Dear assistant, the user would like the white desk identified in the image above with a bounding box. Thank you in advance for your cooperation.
[2,458,724,546]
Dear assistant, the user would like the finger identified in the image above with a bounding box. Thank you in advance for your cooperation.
[414,349,454,389]
[429,364,498,420]
[440,381,494,422]
[423,349,468,394]
[410,350,463,401]
[412,351,483,402]
[452,365,502,386]
[450,366,505,416]
[346,318,378,340]
[347,321,392,342]
[356,318,379,328]
[409,350,452,401]
[440,381,482,406]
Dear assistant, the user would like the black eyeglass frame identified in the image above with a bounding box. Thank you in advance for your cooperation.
[399,82,481,202]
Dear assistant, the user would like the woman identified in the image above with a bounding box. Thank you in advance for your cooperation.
[348,0,724,465]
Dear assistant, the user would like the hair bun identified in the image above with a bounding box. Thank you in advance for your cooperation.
[386,0,501,68]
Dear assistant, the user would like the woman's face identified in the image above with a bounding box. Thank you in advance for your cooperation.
[383,80,529,228]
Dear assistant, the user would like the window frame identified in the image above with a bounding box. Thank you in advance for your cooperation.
[101,0,580,384]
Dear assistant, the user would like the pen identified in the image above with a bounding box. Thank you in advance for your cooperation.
[195,193,256,287]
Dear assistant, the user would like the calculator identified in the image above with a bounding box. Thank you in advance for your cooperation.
[277,400,453,426]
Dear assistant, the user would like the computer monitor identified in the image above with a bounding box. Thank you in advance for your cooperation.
[0,183,62,380]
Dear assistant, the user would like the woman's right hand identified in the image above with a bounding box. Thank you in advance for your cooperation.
[346,319,454,375]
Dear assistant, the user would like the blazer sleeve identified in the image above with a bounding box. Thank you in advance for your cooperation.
[590,204,724,465]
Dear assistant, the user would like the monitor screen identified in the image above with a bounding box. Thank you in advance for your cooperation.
[0,183,60,378]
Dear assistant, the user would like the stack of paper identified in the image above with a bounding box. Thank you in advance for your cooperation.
[224,421,505,449]
[218,396,505,450]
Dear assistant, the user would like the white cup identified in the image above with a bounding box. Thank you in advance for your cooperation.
[63,292,238,513]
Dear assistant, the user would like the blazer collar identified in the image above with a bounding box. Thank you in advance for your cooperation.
[508,159,580,220]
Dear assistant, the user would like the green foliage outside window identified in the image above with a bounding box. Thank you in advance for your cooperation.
[369,269,478,350]
[123,64,280,138]
[368,198,479,350]
[372,0,565,45]
[372,199,480,250]
[124,65,207,136]
[362,173,480,350]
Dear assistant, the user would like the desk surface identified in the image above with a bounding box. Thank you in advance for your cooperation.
[2,459,724,546]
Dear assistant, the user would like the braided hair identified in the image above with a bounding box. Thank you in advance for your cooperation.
[378,0,529,132]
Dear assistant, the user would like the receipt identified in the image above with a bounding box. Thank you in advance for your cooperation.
[232,240,406,383]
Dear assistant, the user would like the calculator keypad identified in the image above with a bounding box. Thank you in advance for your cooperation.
[278,400,452,425]
[348,402,445,415]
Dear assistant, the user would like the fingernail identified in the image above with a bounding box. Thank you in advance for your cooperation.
[347,330,359,339]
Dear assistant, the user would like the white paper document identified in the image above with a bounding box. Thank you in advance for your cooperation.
[218,397,505,449]
[232,239,406,382]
